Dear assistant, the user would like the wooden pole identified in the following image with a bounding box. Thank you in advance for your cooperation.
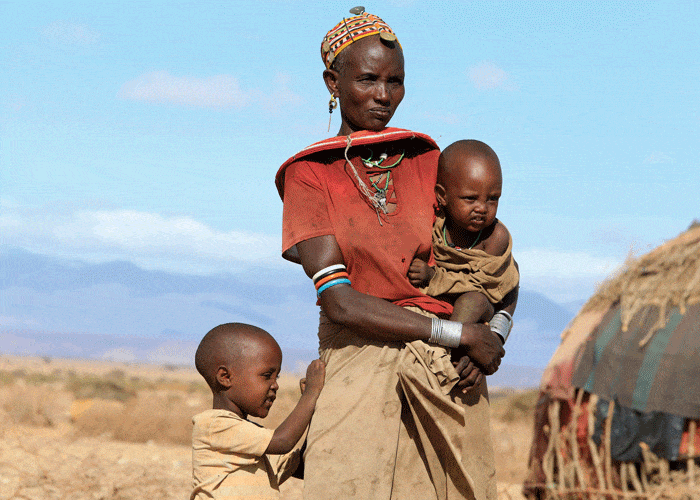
[587,394,606,495]
[689,420,697,489]
[570,389,587,490]
[604,399,615,491]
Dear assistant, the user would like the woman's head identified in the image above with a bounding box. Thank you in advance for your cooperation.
[321,9,404,135]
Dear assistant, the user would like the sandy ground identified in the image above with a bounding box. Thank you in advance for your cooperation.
[0,356,531,500]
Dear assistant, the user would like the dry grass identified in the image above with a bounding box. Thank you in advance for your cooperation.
[0,355,536,499]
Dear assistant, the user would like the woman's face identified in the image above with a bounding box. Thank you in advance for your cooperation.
[325,35,405,135]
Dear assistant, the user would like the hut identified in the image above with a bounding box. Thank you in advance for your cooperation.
[523,222,700,499]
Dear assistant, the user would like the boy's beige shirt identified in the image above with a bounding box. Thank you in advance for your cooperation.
[191,409,295,500]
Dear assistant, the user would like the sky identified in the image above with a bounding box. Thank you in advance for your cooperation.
[2,0,699,313]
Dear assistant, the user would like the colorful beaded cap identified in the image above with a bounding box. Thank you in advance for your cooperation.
[321,6,400,69]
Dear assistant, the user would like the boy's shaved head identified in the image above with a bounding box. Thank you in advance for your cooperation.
[195,323,278,389]
[438,140,502,185]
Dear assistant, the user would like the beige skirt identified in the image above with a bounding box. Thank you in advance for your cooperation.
[302,308,496,500]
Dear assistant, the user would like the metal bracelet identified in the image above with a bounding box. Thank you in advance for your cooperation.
[490,310,513,344]
[429,318,462,348]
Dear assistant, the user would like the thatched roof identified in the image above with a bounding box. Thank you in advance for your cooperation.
[542,222,700,402]
[575,223,700,345]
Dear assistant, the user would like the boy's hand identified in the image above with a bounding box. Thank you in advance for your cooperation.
[459,323,505,375]
[408,258,436,287]
[303,359,326,396]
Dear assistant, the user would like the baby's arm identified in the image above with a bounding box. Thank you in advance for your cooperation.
[481,221,510,256]
[265,360,325,455]
[408,258,436,288]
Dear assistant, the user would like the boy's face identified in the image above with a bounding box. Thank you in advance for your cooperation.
[437,155,502,233]
[224,336,282,419]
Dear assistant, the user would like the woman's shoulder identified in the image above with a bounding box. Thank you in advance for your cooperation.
[274,128,438,199]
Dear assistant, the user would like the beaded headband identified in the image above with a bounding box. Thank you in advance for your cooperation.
[321,6,400,69]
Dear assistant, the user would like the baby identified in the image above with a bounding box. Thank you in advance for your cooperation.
[191,323,325,500]
[410,140,519,367]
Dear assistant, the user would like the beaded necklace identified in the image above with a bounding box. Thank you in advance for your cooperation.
[343,135,405,225]
[362,150,404,212]
[443,224,483,250]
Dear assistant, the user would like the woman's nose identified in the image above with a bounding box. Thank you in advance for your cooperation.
[374,83,390,104]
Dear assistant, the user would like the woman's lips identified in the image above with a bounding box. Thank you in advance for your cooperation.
[370,108,391,119]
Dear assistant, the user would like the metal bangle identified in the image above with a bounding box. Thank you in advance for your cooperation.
[490,310,513,344]
[428,318,461,348]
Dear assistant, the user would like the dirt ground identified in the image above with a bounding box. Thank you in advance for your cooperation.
[0,355,533,500]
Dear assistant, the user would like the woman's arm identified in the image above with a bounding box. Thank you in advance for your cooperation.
[295,235,505,373]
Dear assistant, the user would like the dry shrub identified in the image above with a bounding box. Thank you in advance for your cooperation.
[491,389,540,422]
[0,383,72,427]
[74,391,209,445]
[71,399,127,437]
[66,371,137,402]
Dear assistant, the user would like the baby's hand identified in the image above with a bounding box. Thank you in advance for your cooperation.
[303,359,326,396]
[408,258,435,287]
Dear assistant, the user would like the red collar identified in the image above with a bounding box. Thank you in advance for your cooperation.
[275,128,438,199]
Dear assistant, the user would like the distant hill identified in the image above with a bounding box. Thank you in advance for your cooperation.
[1,247,575,386]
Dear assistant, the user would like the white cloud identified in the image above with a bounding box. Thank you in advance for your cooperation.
[518,248,622,280]
[260,73,304,113]
[118,71,303,110]
[644,152,673,164]
[468,62,517,91]
[421,110,461,125]
[516,248,624,303]
[102,348,137,363]
[117,71,249,108]
[0,316,42,329]
[146,341,196,366]
[41,21,100,45]
[1,200,282,274]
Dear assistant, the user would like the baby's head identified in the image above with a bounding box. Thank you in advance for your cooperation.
[436,140,502,234]
[195,323,282,419]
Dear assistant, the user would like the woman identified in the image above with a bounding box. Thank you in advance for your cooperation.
[275,9,504,500]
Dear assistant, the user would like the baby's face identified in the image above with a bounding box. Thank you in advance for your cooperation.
[440,155,502,234]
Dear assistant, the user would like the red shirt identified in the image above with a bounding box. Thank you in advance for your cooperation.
[277,128,452,317]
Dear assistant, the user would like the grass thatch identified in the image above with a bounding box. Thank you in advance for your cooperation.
[581,222,700,339]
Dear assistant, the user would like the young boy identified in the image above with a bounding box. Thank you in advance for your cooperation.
[409,140,519,375]
[191,323,325,500]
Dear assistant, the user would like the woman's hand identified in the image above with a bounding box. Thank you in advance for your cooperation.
[459,323,505,375]
[408,258,435,288]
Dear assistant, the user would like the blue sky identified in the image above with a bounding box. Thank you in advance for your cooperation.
[2,0,699,309]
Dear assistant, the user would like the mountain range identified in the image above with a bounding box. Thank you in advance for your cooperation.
[1,247,581,387]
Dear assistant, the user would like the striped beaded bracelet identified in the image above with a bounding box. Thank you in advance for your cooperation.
[313,264,351,297]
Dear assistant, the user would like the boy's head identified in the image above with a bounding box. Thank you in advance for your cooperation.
[436,140,502,234]
[195,323,282,418]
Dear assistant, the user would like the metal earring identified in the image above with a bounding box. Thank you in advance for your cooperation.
[328,93,338,132]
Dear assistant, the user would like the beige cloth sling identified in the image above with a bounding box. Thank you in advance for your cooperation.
[301,309,496,500]
[422,216,519,304]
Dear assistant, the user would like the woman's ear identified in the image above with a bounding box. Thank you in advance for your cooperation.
[435,183,448,208]
[215,365,233,389]
[323,68,340,97]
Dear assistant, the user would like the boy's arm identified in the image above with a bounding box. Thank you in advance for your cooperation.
[265,360,325,455]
